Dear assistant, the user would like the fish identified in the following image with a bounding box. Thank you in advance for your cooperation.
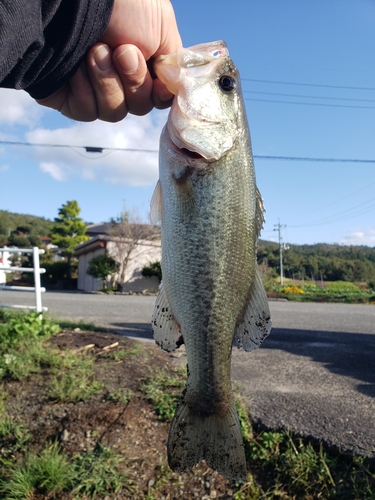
[150,40,271,482]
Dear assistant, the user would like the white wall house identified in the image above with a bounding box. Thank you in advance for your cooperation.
[75,234,161,293]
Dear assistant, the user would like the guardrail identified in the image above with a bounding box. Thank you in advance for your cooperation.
[0,247,47,313]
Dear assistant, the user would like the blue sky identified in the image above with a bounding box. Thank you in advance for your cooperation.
[1,0,375,246]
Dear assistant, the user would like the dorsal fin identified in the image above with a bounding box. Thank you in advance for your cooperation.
[255,187,265,238]
[150,179,162,225]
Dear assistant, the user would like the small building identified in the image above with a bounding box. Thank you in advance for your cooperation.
[75,224,161,293]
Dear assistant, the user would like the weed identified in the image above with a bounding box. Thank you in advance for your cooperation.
[47,355,102,402]
[70,444,133,497]
[0,389,6,415]
[105,342,145,361]
[141,366,186,421]
[55,318,107,333]
[0,415,30,454]
[0,442,73,499]
[107,387,134,404]
[0,311,59,348]
[0,311,61,380]
[235,395,253,442]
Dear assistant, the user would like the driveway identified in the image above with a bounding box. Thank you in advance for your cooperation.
[1,290,374,457]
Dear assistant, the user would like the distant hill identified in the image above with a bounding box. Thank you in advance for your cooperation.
[0,210,52,245]
[257,240,375,282]
[1,210,375,282]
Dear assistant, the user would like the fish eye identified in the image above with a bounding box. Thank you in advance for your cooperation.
[219,75,236,92]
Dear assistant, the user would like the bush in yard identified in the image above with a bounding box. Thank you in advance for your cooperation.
[141,261,162,282]
[87,254,118,290]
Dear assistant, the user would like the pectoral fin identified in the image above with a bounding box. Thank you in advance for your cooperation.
[234,267,271,351]
[152,282,183,351]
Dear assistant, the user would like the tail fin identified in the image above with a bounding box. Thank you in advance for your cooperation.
[167,392,247,481]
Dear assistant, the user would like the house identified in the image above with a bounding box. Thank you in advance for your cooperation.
[75,223,161,293]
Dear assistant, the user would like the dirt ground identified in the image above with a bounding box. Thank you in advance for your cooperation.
[2,330,239,499]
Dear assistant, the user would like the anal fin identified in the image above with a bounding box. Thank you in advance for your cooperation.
[152,282,183,351]
[234,266,272,351]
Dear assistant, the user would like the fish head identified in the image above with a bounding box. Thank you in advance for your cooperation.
[155,41,242,162]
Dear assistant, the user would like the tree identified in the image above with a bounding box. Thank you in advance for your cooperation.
[87,254,118,290]
[109,209,158,290]
[51,201,89,278]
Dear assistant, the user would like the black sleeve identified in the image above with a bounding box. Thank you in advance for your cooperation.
[0,0,114,99]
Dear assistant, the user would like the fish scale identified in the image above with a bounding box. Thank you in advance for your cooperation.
[150,40,272,481]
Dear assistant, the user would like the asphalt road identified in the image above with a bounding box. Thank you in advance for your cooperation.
[1,289,374,457]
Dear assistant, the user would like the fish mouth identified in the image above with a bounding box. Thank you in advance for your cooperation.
[178,147,205,160]
[168,134,209,162]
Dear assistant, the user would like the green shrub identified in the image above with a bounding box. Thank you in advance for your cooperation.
[141,260,162,282]
[0,311,60,380]
[87,254,118,290]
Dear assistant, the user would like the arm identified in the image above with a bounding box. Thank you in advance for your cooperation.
[0,0,182,122]
[0,0,113,98]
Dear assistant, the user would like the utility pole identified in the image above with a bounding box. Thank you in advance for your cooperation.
[274,219,287,285]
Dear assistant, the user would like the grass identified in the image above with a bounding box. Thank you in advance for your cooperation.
[140,366,186,421]
[69,444,132,497]
[1,309,374,499]
[0,309,103,402]
[142,368,375,499]
[0,410,31,465]
[266,279,375,304]
[107,387,134,404]
[0,442,73,499]
[103,342,145,361]
[46,350,102,402]
[0,442,132,499]
[54,318,107,333]
[0,310,60,380]
[235,397,375,499]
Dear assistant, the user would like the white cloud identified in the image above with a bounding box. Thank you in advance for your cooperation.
[0,88,42,126]
[26,111,168,187]
[39,162,66,181]
[340,227,375,246]
[0,164,9,173]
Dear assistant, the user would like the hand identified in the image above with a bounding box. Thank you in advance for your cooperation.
[36,0,182,122]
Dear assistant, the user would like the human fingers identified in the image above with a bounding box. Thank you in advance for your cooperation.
[112,44,154,116]
[152,78,174,110]
[36,62,98,121]
[87,43,128,122]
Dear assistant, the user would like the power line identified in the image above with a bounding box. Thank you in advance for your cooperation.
[242,78,375,92]
[296,178,375,216]
[2,140,375,164]
[244,97,375,110]
[254,155,375,164]
[0,140,158,154]
[289,196,375,227]
[243,89,375,104]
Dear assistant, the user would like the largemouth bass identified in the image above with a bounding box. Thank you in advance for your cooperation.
[150,40,271,481]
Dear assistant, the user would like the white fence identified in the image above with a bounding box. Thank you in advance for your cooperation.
[0,247,47,313]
